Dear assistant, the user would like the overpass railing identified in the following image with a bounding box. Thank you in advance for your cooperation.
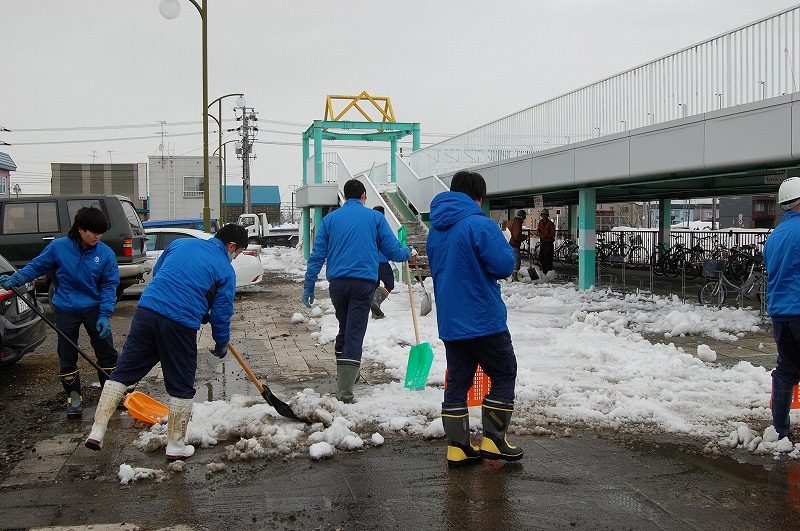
[408,4,800,178]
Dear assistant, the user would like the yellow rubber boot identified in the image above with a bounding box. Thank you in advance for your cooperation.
[442,402,481,467]
[479,396,523,461]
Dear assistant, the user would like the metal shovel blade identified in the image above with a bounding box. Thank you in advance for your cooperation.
[404,341,433,389]
[419,289,432,316]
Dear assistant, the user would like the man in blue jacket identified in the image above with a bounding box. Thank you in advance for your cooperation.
[427,170,523,466]
[84,224,248,460]
[302,179,413,403]
[0,207,119,419]
[764,176,800,441]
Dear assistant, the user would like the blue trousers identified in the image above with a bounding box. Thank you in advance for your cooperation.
[772,319,800,438]
[378,262,395,292]
[443,331,517,403]
[109,307,199,399]
[329,278,374,362]
[54,307,117,374]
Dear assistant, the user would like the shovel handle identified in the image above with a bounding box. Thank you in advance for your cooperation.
[404,261,421,345]
[11,286,110,377]
[228,342,266,395]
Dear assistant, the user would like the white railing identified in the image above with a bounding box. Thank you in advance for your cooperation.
[395,154,449,214]
[408,4,800,178]
[305,152,340,183]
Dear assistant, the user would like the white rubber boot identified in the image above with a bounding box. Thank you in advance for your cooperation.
[84,380,127,451]
[165,397,195,460]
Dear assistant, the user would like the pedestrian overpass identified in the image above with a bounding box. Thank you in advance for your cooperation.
[298,4,800,289]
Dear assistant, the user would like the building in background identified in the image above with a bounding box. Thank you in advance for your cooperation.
[0,153,15,198]
[147,156,219,222]
[222,185,281,223]
[51,162,148,215]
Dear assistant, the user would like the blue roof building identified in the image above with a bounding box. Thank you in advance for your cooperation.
[223,185,281,205]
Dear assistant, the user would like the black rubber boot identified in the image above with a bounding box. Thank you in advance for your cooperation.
[442,402,481,467]
[480,396,523,461]
[60,371,83,419]
[371,286,389,319]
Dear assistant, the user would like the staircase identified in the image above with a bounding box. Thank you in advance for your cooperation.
[381,191,430,279]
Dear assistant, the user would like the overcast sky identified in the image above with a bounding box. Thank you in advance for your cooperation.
[0,0,796,199]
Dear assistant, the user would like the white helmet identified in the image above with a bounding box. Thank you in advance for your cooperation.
[778,177,800,211]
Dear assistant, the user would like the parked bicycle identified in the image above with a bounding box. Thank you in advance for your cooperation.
[698,256,767,307]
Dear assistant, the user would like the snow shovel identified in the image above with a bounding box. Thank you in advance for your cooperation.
[228,342,310,424]
[402,261,434,389]
[10,286,169,425]
[411,256,432,317]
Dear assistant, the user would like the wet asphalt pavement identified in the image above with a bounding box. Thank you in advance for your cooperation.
[1,272,799,530]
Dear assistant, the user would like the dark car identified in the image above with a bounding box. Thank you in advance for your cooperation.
[0,195,149,300]
[0,253,47,367]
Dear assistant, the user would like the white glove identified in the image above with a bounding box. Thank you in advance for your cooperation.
[409,246,418,257]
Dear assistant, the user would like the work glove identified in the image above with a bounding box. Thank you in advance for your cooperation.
[96,316,112,339]
[0,273,20,290]
[301,286,315,308]
[209,342,228,359]
[408,246,418,258]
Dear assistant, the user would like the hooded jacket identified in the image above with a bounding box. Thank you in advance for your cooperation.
[140,236,236,346]
[304,198,410,290]
[764,210,800,318]
[427,191,515,341]
[13,237,119,318]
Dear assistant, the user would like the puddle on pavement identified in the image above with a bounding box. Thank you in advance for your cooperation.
[197,359,259,402]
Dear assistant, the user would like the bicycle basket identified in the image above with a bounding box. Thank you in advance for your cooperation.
[702,259,726,278]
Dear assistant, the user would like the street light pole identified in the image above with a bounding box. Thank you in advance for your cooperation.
[160,0,211,232]
[214,139,239,224]
[208,92,244,225]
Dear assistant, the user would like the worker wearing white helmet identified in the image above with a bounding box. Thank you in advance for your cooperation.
[763,176,800,441]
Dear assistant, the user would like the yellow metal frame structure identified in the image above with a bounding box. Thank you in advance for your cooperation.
[324,91,396,124]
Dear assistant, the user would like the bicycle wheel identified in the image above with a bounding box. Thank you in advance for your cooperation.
[699,281,726,307]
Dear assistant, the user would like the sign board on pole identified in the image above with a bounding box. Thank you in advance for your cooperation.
[533,195,544,209]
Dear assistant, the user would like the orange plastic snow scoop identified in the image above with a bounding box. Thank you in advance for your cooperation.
[124,391,169,425]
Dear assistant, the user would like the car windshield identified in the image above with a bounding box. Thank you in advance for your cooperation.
[240,217,255,227]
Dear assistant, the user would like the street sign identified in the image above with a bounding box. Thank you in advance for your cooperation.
[534,195,544,208]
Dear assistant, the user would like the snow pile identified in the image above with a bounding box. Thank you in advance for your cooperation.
[122,249,777,465]
[291,313,306,324]
[118,464,166,485]
[697,344,717,362]
[260,246,314,280]
[719,425,800,457]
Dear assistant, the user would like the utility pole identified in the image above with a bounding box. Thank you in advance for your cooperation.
[90,150,97,163]
[108,150,114,164]
[236,102,258,214]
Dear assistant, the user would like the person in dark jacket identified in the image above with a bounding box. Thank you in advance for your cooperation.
[302,179,413,403]
[537,209,556,274]
[0,207,119,419]
[370,205,395,319]
[764,176,800,441]
[84,224,248,460]
[427,170,523,466]
[507,210,527,281]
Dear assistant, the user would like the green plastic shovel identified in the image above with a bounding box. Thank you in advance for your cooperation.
[398,227,433,389]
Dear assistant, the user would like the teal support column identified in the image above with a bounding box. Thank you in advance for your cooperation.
[577,189,596,291]
[302,136,311,259]
[302,208,311,259]
[390,138,397,183]
[310,124,324,257]
[412,123,421,151]
[313,124,323,185]
[658,199,672,249]
[569,204,578,240]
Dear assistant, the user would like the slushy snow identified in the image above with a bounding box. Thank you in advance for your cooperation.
[120,247,783,475]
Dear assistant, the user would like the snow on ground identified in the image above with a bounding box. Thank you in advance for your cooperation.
[124,247,786,480]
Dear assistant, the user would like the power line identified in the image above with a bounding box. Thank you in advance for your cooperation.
[1,119,235,133]
[7,131,209,146]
